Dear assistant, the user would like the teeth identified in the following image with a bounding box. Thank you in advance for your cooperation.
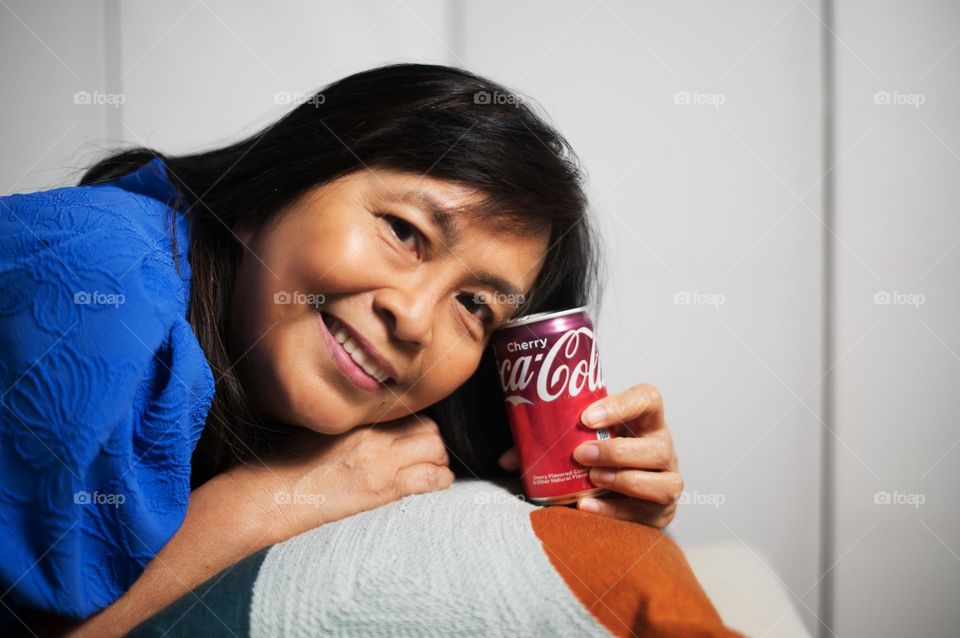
[325,314,389,383]
[342,336,358,354]
[348,341,366,365]
[332,325,349,343]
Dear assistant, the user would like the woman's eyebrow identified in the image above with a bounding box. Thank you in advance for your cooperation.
[389,189,461,247]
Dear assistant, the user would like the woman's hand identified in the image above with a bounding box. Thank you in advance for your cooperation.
[498,384,682,529]
[232,413,455,543]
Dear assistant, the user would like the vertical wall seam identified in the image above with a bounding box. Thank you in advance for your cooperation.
[818,0,836,635]
[103,0,121,142]
[447,0,466,66]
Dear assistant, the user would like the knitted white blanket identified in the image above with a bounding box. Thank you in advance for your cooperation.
[250,479,612,637]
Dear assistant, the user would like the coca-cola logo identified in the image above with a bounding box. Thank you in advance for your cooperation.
[498,327,604,404]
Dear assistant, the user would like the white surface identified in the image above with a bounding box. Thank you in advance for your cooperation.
[117,0,452,154]
[830,1,960,636]
[684,541,812,638]
[0,0,110,193]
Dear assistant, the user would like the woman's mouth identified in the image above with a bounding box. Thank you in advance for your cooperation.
[318,311,394,391]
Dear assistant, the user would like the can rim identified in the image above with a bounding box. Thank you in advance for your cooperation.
[496,305,589,330]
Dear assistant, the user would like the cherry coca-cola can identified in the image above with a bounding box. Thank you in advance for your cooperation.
[492,306,614,505]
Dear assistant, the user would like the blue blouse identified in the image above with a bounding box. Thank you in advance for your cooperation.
[0,159,216,621]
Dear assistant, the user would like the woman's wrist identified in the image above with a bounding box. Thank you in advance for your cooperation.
[206,461,294,549]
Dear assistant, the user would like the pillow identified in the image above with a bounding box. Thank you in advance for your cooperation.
[129,479,743,637]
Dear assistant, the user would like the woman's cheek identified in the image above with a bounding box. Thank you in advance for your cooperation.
[415,339,483,402]
[302,221,386,292]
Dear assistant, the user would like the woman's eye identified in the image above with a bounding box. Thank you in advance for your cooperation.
[385,214,420,252]
[457,292,493,324]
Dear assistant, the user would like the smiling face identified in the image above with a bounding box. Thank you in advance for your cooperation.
[230,168,550,434]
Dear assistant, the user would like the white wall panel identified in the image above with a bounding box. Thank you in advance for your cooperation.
[0,1,110,193]
[117,0,453,152]
[832,0,960,635]
[461,2,825,632]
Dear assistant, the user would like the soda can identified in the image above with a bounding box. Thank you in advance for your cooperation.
[491,306,614,505]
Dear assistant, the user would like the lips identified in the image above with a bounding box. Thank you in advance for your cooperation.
[319,311,398,387]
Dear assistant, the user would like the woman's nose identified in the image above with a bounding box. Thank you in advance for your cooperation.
[373,288,433,349]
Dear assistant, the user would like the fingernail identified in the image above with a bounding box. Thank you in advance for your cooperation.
[575,443,600,463]
[582,404,606,425]
[579,498,600,513]
[592,469,615,484]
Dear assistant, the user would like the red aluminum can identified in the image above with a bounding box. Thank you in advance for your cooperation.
[491,306,614,505]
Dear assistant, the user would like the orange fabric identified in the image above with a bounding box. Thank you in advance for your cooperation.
[530,507,744,638]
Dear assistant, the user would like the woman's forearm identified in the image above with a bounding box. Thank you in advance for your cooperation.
[30,416,452,638]
[60,469,284,638]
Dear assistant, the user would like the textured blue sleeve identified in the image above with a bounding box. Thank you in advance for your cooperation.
[0,177,215,620]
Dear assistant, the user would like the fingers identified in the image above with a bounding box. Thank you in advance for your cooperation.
[395,462,455,496]
[573,432,674,470]
[576,494,678,529]
[381,416,458,498]
[585,468,684,505]
[581,383,663,434]
[390,431,450,468]
[498,446,520,471]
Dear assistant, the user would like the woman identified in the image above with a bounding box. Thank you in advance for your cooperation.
[0,63,682,635]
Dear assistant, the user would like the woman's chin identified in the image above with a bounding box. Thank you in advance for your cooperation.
[293,421,352,436]
[292,393,361,435]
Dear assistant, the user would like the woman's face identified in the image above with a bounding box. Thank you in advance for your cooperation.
[231,168,550,434]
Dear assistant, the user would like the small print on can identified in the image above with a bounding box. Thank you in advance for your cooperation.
[491,306,614,505]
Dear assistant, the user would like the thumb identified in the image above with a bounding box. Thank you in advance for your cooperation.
[497,446,520,472]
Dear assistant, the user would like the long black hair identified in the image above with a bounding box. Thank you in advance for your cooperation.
[80,63,602,487]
